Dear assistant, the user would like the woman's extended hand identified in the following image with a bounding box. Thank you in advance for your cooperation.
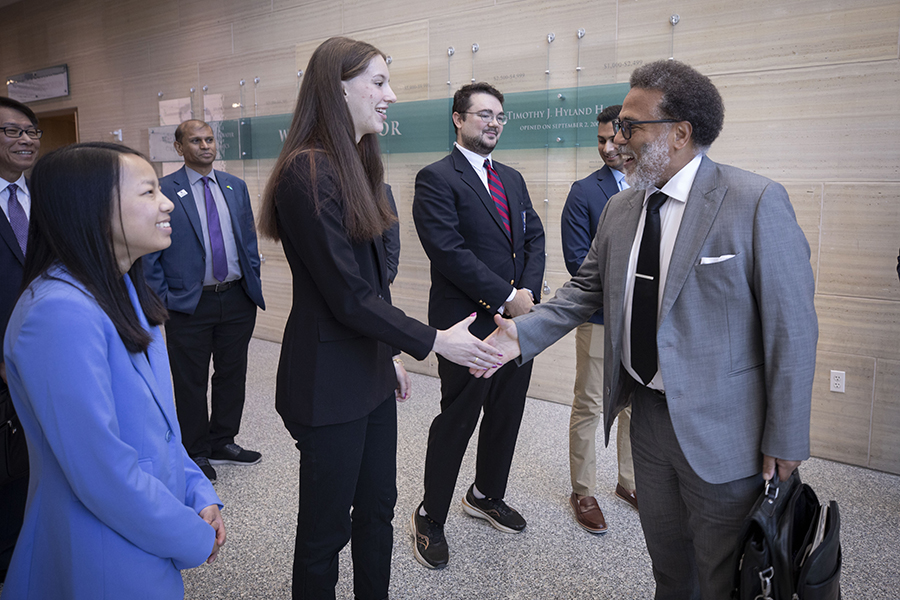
[199,504,226,564]
[432,313,503,369]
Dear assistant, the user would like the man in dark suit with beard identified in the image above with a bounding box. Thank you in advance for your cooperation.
[410,82,545,569]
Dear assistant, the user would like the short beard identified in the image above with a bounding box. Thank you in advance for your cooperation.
[623,133,670,190]
[460,129,498,156]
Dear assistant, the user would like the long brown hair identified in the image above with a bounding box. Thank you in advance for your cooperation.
[259,37,395,242]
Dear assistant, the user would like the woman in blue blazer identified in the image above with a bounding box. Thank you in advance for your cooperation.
[2,142,225,599]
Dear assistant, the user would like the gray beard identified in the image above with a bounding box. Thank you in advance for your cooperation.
[624,134,670,190]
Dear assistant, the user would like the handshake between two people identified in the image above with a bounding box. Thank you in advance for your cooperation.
[469,314,521,379]
[431,313,521,374]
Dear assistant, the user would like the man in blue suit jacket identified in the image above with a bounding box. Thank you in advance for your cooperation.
[144,120,265,481]
[0,95,40,582]
[560,105,637,535]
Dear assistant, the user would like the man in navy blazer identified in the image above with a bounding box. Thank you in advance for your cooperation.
[411,83,545,569]
[144,120,265,481]
[560,104,637,535]
[0,96,40,582]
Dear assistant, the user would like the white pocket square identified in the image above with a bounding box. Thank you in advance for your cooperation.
[700,254,735,265]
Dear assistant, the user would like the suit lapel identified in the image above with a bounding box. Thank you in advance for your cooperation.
[452,148,508,238]
[658,156,726,326]
[0,213,24,265]
[606,189,645,353]
[172,167,205,245]
[124,275,180,433]
[596,165,620,202]
[217,171,245,249]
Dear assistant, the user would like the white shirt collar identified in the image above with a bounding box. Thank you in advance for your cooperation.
[642,153,703,205]
[1,172,28,193]
[185,166,217,186]
[454,142,493,172]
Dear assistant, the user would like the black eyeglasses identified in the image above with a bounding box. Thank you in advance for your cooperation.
[459,111,508,125]
[1,127,43,140]
[611,118,677,140]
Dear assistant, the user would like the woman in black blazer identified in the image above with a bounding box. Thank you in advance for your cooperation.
[258,37,501,600]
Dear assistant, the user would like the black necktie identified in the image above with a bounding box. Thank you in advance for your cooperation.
[631,192,668,385]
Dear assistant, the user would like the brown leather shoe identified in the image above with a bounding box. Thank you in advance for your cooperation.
[569,492,608,534]
[615,484,638,511]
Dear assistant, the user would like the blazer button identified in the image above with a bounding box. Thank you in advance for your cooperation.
[512,252,516,258]
[165,430,173,442]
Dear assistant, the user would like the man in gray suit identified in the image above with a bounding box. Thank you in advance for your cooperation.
[473,60,818,599]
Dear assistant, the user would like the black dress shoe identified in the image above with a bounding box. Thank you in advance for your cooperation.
[461,484,526,533]
[411,504,449,569]
[209,443,262,466]
[193,456,217,481]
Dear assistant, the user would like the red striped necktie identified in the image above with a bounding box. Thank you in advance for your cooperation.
[484,159,511,236]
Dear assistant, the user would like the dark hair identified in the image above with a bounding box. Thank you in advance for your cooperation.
[259,37,394,243]
[451,82,504,133]
[597,105,621,125]
[629,60,724,150]
[174,119,210,143]
[22,142,167,353]
[0,96,38,126]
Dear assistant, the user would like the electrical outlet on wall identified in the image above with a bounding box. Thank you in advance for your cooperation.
[830,370,845,393]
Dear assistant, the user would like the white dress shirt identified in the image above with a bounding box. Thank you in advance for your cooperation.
[622,153,704,390]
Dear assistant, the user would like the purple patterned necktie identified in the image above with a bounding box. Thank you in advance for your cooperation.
[201,176,228,282]
[7,184,28,254]
[484,159,511,237]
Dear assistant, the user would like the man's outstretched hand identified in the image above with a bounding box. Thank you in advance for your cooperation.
[470,314,522,378]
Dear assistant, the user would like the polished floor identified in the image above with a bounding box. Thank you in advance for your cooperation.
[174,338,900,599]
[4,337,898,599]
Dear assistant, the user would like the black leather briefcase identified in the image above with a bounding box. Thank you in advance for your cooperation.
[732,470,841,600]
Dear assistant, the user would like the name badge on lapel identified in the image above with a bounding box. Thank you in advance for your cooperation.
[177,189,188,198]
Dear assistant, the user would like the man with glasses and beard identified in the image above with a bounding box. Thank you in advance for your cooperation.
[471,61,817,599]
[410,82,545,570]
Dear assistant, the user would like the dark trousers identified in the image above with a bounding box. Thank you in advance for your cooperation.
[422,356,533,524]
[165,284,257,458]
[631,384,763,600]
[284,395,397,600]
[0,387,27,582]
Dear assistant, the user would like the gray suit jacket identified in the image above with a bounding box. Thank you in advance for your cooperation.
[516,156,818,484]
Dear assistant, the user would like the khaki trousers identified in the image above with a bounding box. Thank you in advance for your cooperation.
[569,322,635,496]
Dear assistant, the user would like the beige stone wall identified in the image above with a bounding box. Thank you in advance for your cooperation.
[3,0,899,473]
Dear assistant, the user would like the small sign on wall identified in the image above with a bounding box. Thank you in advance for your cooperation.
[6,65,69,103]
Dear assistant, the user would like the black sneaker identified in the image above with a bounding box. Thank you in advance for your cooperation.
[461,484,526,533]
[411,504,449,569]
[209,443,262,466]
[193,456,217,481]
